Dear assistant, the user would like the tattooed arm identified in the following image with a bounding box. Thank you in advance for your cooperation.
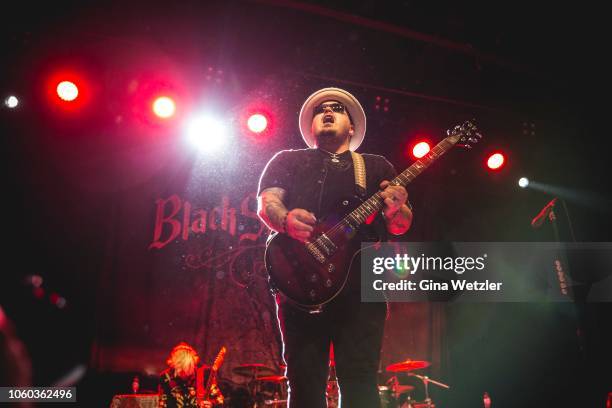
[257,187,316,242]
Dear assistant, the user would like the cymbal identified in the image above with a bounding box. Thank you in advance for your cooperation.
[256,375,288,382]
[232,364,276,377]
[386,360,430,372]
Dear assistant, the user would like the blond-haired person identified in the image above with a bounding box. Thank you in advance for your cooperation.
[158,343,223,408]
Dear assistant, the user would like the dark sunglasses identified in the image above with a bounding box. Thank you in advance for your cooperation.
[313,102,347,116]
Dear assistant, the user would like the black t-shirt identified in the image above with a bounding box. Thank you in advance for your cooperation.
[258,147,397,241]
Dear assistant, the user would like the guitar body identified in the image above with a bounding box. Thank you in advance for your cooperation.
[265,195,368,309]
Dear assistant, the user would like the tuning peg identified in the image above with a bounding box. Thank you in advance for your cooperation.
[468,137,479,143]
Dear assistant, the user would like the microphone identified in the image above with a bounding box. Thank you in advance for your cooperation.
[531,198,558,229]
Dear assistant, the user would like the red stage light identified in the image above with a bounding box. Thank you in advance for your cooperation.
[152,96,176,119]
[412,141,431,159]
[487,152,506,170]
[240,104,275,142]
[45,70,92,113]
[56,81,79,101]
[33,287,45,299]
[247,113,268,133]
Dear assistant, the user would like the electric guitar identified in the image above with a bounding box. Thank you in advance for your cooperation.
[200,346,227,407]
[264,120,482,310]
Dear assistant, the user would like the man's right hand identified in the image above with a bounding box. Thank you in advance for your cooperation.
[285,209,316,242]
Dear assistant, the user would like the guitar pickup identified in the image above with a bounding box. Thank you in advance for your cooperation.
[318,234,338,256]
[306,243,327,264]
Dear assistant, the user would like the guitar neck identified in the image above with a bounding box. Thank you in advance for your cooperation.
[341,137,456,229]
[203,347,226,400]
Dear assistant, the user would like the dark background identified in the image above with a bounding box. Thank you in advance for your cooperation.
[1,1,611,407]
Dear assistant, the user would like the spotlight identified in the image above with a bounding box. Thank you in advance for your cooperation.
[4,95,19,108]
[518,177,529,188]
[152,96,176,119]
[186,116,227,153]
[247,113,268,133]
[487,152,506,170]
[411,141,431,159]
[56,81,79,102]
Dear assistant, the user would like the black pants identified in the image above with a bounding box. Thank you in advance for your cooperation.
[276,292,387,408]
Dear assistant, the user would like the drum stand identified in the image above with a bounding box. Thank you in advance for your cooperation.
[384,359,449,408]
[408,373,450,408]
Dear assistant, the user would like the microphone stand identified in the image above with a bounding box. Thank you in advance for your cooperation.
[533,198,585,358]
[549,203,574,299]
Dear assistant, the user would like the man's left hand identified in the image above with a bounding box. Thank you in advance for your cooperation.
[380,180,408,218]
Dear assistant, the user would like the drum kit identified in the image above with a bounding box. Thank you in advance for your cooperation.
[231,363,288,407]
[381,359,450,408]
[227,357,449,408]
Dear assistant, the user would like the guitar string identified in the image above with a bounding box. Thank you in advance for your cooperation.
[312,138,457,244]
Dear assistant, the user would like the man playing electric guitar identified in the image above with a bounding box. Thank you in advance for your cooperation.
[158,342,224,408]
[257,87,412,408]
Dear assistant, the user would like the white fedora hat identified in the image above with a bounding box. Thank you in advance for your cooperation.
[298,87,366,151]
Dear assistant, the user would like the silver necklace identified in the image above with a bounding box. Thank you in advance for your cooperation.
[319,148,342,163]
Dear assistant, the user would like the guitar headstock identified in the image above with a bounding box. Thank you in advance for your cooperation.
[446,120,482,149]
[212,346,227,371]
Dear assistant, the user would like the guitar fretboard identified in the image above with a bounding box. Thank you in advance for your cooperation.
[335,137,457,233]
